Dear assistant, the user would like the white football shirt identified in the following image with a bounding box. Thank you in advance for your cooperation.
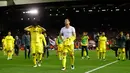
[60,26,76,39]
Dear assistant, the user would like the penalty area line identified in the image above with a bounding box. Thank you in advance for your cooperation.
[85,60,118,73]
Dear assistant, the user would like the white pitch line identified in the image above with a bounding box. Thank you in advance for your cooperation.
[85,60,118,73]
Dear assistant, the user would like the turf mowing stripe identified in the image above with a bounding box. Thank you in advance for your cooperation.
[85,60,118,73]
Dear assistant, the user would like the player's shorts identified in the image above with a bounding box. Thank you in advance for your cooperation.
[6,46,13,52]
[63,44,74,55]
[58,44,63,52]
[31,43,43,54]
[99,47,106,52]
[118,48,125,52]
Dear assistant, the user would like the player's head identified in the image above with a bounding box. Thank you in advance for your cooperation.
[102,32,105,36]
[8,31,11,35]
[64,18,70,27]
[15,36,19,40]
[83,32,87,35]
[120,31,123,36]
[126,33,129,37]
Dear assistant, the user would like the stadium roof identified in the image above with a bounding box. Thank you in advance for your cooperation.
[0,0,77,7]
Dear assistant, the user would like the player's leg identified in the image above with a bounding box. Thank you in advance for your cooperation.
[99,47,103,60]
[61,48,67,70]
[84,48,87,57]
[58,45,61,60]
[70,44,75,70]
[85,46,90,59]
[10,48,14,60]
[117,48,121,60]
[25,46,27,59]
[46,47,49,58]
[28,46,31,59]
[7,49,10,60]
[7,50,12,60]
[96,47,100,59]
[81,46,84,59]
[15,45,19,56]
[3,46,6,55]
[122,48,125,60]
[125,47,128,59]
[102,47,106,61]
[114,47,118,58]
[37,46,43,67]
[14,45,17,56]
[59,45,63,60]
[31,43,37,67]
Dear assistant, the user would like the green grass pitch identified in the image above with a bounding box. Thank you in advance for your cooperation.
[0,50,130,73]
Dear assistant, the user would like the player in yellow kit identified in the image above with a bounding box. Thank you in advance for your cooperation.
[62,36,76,70]
[60,19,76,70]
[37,31,47,66]
[24,23,46,67]
[98,32,107,61]
[2,36,6,55]
[56,35,64,60]
[5,31,15,60]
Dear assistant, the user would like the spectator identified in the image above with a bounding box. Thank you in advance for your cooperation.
[15,35,21,56]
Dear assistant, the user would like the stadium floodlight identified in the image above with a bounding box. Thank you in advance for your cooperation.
[102,9,106,11]
[88,10,93,12]
[27,9,39,15]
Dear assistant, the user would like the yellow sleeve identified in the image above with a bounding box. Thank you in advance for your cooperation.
[2,39,4,43]
[98,37,101,42]
[56,37,58,45]
[38,25,46,32]
[4,37,7,47]
[24,26,32,31]
[42,34,46,46]
[105,37,107,42]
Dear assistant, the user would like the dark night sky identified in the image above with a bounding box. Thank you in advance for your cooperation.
[0,1,130,34]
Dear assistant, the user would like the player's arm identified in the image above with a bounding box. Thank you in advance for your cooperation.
[56,37,59,45]
[4,37,8,48]
[2,39,4,46]
[72,27,76,38]
[37,25,46,32]
[60,28,64,41]
[42,34,47,47]
[98,37,100,48]
[24,25,32,31]
[106,37,108,45]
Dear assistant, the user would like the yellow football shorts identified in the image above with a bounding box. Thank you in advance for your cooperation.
[6,46,13,52]
[63,44,74,55]
[118,48,125,52]
[58,44,63,52]
[31,42,43,54]
[99,47,106,52]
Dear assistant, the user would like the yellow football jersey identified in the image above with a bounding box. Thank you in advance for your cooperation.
[63,36,75,46]
[26,26,42,43]
[5,35,15,47]
[98,36,107,47]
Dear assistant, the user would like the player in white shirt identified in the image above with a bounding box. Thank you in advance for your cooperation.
[60,19,76,70]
